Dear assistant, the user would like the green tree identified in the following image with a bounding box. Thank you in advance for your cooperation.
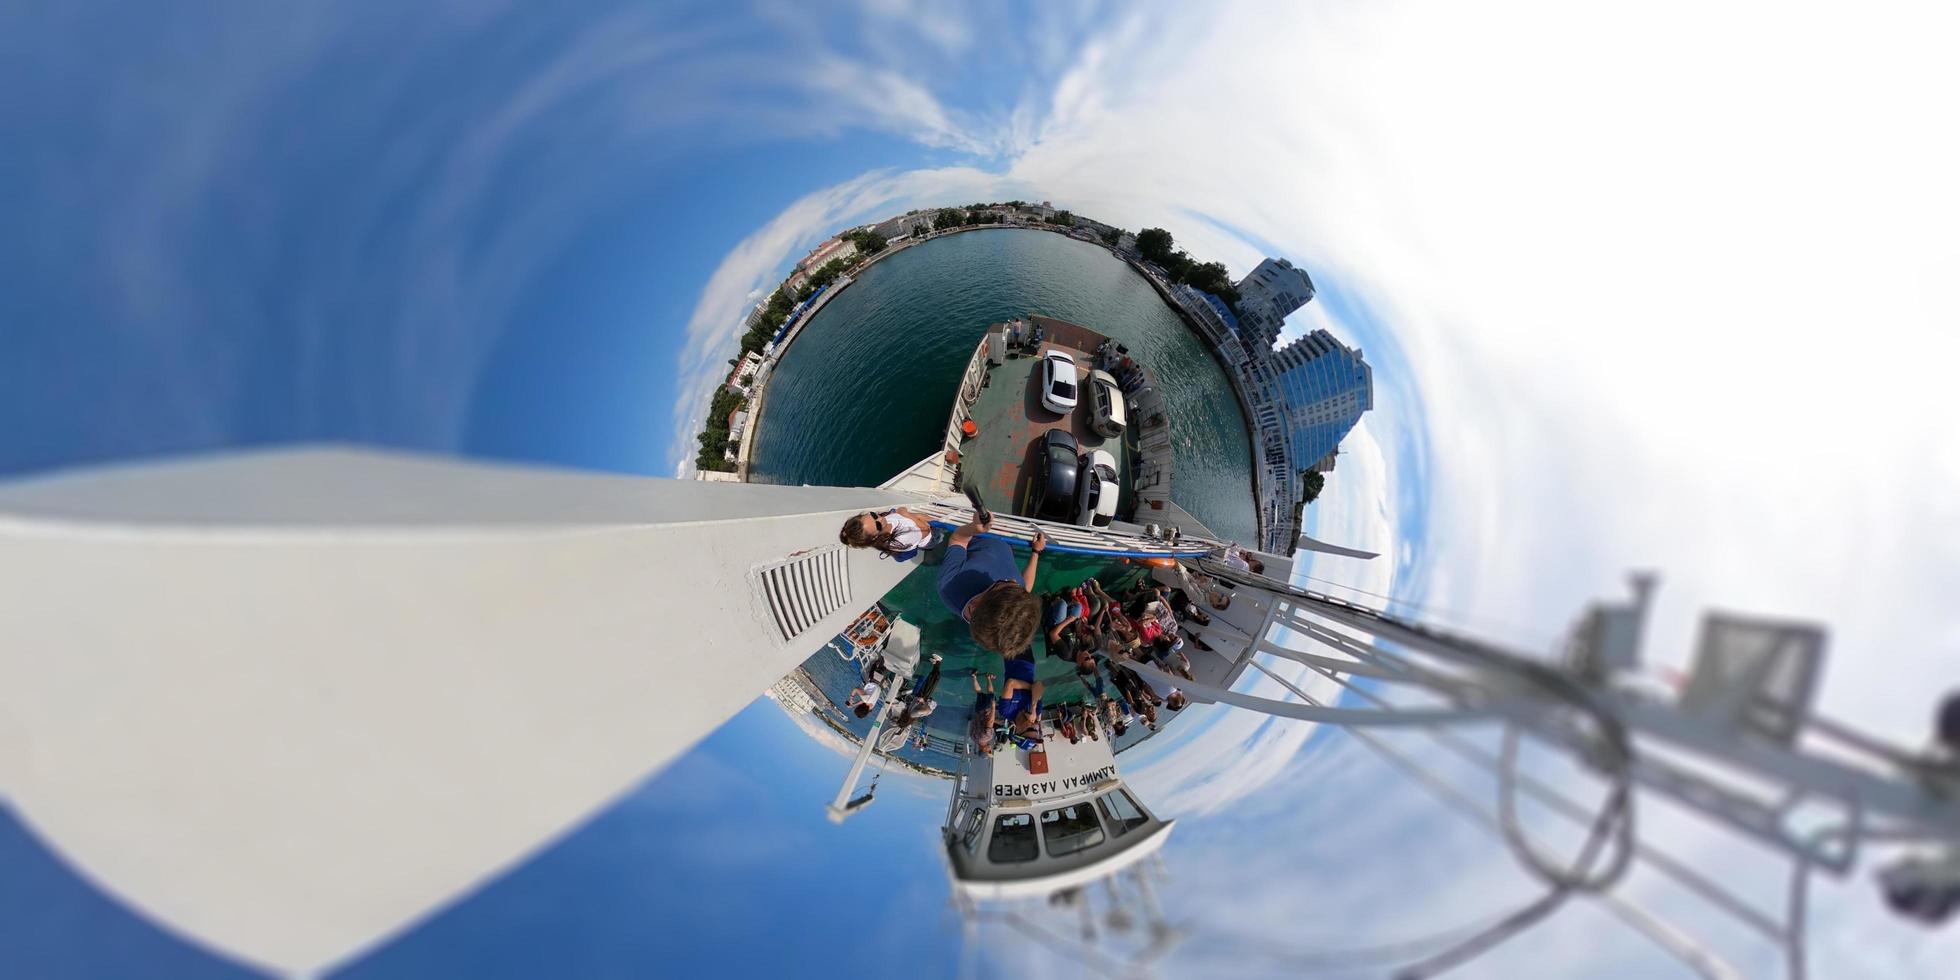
[767,287,795,317]
[805,255,852,292]
[1160,249,1193,280]
[1180,259,1239,303]
[1135,227,1174,264]
[1300,470,1325,504]
[843,228,887,255]
[934,209,966,231]
[1100,226,1122,245]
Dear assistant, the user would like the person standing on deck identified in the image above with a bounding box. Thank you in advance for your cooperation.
[846,679,882,719]
[967,671,998,753]
[885,653,945,731]
[937,512,1046,656]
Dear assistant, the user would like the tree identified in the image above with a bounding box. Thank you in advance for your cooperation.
[1180,259,1239,303]
[805,255,852,292]
[1044,209,1075,227]
[692,387,750,472]
[1300,470,1325,504]
[1100,226,1122,245]
[934,209,966,231]
[767,287,795,317]
[1135,227,1175,264]
[1160,249,1193,280]
[843,228,886,255]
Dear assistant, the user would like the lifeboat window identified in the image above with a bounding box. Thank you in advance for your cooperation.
[1097,790,1149,837]
[989,813,1038,863]
[1039,803,1106,857]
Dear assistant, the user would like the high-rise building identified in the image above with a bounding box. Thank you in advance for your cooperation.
[1272,329,1372,481]
[1235,257,1317,352]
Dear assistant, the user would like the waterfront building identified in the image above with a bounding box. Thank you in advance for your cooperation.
[871,215,909,240]
[1234,257,1317,352]
[724,351,765,397]
[766,670,820,715]
[795,234,858,272]
[1272,328,1372,491]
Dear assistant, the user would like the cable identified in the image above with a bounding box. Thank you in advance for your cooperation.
[1398,673,1636,977]
[1193,560,1641,977]
[1293,572,1564,650]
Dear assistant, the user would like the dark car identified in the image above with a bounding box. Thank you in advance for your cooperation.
[1031,429,1079,520]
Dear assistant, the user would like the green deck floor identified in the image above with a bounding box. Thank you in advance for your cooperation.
[877,545,1150,713]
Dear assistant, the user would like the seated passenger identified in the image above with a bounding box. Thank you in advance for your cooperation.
[937,514,1046,655]
[1043,593,1085,658]
[1074,650,1109,700]
[1146,636,1194,681]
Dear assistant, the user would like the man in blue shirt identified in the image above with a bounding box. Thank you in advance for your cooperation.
[936,511,1046,656]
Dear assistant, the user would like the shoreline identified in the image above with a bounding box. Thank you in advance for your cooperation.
[739,224,1264,541]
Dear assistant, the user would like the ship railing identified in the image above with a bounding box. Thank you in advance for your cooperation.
[935,329,997,490]
[879,452,955,495]
[914,500,1221,559]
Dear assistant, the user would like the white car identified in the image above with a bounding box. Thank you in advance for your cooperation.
[1074,448,1120,527]
[1040,350,1079,416]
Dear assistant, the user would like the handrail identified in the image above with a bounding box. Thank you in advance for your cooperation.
[936,330,995,491]
[917,501,1221,559]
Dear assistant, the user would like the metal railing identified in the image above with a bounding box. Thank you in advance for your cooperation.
[935,329,998,491]
[916,500,1221,559]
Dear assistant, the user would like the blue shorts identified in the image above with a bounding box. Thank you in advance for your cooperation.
[1046,599,1080,627]
[1000,691,1031,721]
[1004,656,1037,683]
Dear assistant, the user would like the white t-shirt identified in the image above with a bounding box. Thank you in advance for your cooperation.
[1141,670,1183,704]
[911,698,938,719]
[855,681,882,709]
[883,510,932,551]
[1218,550,1251,572]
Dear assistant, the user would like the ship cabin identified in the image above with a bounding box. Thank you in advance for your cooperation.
[940,719,1174,901]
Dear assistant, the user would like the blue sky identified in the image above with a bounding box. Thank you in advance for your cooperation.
[4,1,1959,978]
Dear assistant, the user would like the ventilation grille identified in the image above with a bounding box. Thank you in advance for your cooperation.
[758,546,852,643]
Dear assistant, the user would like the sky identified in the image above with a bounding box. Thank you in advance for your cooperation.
[2,0,1958,977]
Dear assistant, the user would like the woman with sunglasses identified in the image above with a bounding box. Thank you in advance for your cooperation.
[837,505,938,559]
